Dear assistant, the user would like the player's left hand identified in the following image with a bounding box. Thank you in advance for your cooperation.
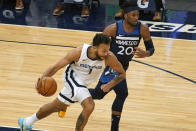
[133,47,149,58]
[101,84,111,92]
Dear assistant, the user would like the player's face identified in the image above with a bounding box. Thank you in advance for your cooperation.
[125,10,139,26]
[95,43,110,60]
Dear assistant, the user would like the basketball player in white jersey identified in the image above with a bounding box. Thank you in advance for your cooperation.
[18,33,125,131]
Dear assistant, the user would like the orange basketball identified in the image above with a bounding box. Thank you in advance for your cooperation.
[36,77,57,97]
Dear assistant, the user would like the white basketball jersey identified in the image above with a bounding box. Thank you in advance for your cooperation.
[63,44,105,87]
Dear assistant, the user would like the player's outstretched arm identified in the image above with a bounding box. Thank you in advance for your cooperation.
[101,52,126,92]
[41,46,82,78]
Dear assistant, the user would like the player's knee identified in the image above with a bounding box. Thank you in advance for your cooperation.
[85,101,95,114]
[85,105,94,115]
[91,92,105,99]
[117,91,128,101]
[123,91,128,99]
[89,88,106,100]
[111,91,128,112]
[96,94,105,100]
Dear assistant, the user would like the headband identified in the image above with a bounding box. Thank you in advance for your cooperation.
[124,7,139,14]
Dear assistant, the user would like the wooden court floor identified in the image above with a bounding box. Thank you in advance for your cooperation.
[0,24,196,131]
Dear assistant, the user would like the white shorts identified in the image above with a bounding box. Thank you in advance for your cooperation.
[57,82,91,105]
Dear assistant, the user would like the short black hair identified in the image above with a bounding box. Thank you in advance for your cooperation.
[121,1,138,10]
[92,33,111,46]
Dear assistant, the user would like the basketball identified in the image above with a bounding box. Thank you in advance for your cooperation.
[36,77,57,97]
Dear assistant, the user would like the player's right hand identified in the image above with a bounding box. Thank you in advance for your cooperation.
[133,47,149,58]
[101,84,111,92]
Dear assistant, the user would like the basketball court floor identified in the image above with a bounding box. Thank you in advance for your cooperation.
[0,0,196,131]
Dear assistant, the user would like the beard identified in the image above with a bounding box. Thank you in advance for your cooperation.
[95,51,104,61]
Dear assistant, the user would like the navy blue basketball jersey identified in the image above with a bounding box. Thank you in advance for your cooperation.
[111,20,141,70]
[99,20,141,83]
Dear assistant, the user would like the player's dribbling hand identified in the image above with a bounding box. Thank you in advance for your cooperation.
[133,47,149,58]
[101,84,111,92]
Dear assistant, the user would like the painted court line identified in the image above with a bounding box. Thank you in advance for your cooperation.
[0,125,49,131]
[0,39,195,84]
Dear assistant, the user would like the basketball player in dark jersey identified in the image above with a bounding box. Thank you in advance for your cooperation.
[89,1,155,131]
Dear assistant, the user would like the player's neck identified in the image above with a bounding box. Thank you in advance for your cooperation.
[122,20,135,33]
[88,46,97,60]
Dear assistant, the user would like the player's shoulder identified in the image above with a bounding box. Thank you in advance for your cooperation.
[105,51,116,62]
[109,23,117,28]
[75,45,83,52]
[103,23,117,37]
[139,22,150,37]
[67,45,84,62]
[140,22,150,31]
[107,51,115,57]
[70,45,83,57]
